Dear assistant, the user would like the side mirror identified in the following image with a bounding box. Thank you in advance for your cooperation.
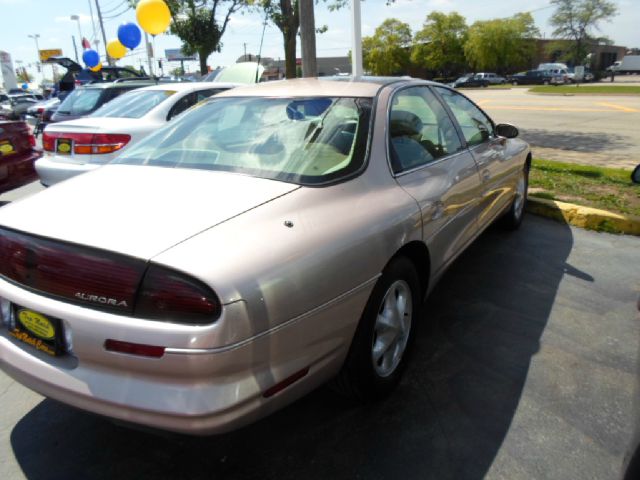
[632,164,640,184]
[495,123,519,139]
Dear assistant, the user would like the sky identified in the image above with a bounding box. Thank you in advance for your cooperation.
[0,0,638,82]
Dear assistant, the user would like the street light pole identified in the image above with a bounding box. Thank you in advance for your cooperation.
[350,0,363,77]
[71,15,85,50]
[27,34,41,83]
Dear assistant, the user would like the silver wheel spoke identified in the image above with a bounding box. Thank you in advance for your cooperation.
[371,279,413,377]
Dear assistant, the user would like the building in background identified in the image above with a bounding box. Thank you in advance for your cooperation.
[0,51,18,91]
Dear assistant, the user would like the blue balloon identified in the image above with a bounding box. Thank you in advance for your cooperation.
[117,22,141,50]
[21,83,28,90]
[82,49,100,68]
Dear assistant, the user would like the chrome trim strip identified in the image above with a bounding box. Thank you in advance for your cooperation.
[165,274,381,355]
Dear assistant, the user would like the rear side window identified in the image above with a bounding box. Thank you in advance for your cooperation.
[389,86,462,173]
[57,88,104,115]
[92,89,175,118]
[435,87,494,147]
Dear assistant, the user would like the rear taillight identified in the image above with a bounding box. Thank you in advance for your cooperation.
[42,132,131,155]
[0,228,221,325]
[28,134,36,147]
[0,227,146,313]
[134,265,221,324]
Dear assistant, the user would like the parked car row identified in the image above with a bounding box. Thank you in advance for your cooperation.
[0,75,531,436]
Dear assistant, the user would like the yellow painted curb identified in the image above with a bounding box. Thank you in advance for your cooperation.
[526,197,640,236]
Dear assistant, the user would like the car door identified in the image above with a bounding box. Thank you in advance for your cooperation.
[388,85,483,272]
[434,86,514,229]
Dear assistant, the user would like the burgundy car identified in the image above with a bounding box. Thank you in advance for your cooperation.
[0,121,41,194]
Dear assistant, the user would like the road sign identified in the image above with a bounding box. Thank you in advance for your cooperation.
[165,48,196,61]
[574,66,585,82]
[39,49,63,62]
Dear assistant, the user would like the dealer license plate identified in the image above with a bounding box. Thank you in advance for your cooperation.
[9,306,65,356]
[56,138,72,155]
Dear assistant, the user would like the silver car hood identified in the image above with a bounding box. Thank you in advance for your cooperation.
[0,165,299,259]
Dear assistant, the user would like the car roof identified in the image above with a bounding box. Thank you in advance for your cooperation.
[136,81,240,93]
[214,77,417,98]
[78,80,157,90]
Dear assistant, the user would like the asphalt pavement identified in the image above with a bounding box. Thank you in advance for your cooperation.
[0,211,638,480]
[464,88,640,169]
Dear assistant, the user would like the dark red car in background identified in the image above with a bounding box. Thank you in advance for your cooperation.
[0,121,41,195]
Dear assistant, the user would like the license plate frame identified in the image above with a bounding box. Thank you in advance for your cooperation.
[0,139,15,156]
[9,305,66,356]
[56,138,73,155]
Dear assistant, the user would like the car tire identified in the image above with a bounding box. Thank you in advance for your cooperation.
[501,163,529,230]
[332,256,421,401]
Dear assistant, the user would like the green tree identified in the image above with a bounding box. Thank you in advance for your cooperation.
[362,18,412,76]
[464,13,539,74]
[411,11,468,77]
[129,0,248,75]
[549,0,618,65]
[256,1,299,79]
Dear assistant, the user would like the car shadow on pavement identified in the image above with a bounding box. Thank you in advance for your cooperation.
[10,215,577,480]
[520,128,633,153]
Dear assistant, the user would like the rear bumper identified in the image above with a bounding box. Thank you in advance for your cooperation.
[0,275,373,434]
[35,155,100,186]
[0,150,41,195]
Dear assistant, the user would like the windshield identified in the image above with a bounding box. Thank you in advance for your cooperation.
[114,96,372,185]
[456,77,470,82]
[92,89,176,118]
[57,88,103,115]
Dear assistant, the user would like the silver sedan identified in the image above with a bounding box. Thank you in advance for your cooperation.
[0,77,530,435]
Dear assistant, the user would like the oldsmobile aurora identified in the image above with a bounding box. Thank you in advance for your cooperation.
[0,78,530,434]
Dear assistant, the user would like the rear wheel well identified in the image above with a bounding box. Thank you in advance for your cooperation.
[391,241,430,300]
[525,152,532,171]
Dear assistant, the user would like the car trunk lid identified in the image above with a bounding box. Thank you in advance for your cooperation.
[0,164,300,259]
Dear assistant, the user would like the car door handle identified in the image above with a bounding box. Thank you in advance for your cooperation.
[482,169,491,182]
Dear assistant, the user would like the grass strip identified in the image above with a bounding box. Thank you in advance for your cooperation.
[529,158,640,216]
[529,85,640,95]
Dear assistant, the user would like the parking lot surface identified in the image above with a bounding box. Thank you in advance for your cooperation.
[1,211,638,480]
[464,88,640,169]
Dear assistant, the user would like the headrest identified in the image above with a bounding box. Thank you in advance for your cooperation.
[390,110,423,137]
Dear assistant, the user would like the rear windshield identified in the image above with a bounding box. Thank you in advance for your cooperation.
[92,89,175,118]
[57,88,104,115]
[114,96,372,185]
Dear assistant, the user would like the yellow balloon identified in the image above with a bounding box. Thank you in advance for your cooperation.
[136,0,171,36]
[107,39,127,59]
[90,62,102,72]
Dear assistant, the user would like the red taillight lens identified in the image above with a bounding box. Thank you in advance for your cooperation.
[134,265,221,324]
[42,132,55,151]
[105,339,165,358]
[41,132,131,155]
[0,227,146,313]
[28,134,36,147]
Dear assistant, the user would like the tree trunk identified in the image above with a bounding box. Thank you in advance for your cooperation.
[199,49,210,75]
[284,31,297,79]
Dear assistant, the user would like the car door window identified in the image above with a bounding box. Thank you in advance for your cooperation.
[388,86,462,174]
[167,93,197,120]
[434,87,494,148]
[195,88,226,102]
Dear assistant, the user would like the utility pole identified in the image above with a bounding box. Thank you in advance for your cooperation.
[144,32,154,76]
[350,0,363,77]
[243,43,247,60]
[94,0,111,65]
[299,0,317,77]
[72,36,79,63]
[27,34,41,83]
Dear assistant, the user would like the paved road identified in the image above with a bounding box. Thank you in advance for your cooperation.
[1,211,638,480]
[464,88,640,169]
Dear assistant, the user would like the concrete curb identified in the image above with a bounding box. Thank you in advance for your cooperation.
[526,197,640,236]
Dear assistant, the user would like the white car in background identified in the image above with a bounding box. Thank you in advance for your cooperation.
[36,82,237,186]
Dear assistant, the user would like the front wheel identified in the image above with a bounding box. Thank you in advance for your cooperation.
[332,257,421,401]
[501,163,529,230]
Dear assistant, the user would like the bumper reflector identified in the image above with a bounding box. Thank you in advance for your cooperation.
[104,339,165,358]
